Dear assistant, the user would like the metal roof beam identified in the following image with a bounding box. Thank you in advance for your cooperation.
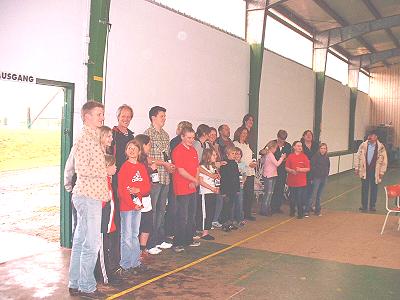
[315,14,400,47]
[246,0,291,11]
[312,0,377,54]
[362,0,400,48]
[352,47,400,67]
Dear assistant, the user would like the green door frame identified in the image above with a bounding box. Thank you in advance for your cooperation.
[36,78,74,248]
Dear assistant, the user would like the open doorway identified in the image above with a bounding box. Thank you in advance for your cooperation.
[0,78,74,263]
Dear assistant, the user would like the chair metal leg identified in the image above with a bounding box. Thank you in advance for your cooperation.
[381,212,391,235]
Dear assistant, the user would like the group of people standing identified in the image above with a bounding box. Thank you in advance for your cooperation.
[66,100,388,298]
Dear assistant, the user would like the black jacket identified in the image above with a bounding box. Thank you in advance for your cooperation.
[220,159,240,194]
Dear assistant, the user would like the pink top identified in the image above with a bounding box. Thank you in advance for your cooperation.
[263,152,285,178]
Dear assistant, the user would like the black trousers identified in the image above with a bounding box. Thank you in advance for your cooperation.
[94,232,116,283]
[271,170,287,211]
[164,180,176,237]
[289,186,306,217]
[202,194,217,230]
[361,169,378,209]
[243,175,255,218]
[220,193,236,225]
[173,193,196,246]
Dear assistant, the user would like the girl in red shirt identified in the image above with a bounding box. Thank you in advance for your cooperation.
[117,139,151,274]
[285,141,310,219]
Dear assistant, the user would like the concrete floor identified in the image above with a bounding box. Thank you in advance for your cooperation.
[1,168,400,299]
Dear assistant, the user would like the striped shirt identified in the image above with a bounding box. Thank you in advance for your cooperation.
[144,124,171,185]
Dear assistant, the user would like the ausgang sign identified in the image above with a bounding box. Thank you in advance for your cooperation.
[0,71,35,83]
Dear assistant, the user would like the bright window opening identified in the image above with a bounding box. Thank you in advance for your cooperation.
[358,72,370,94]
[325,53,348,85]
[154,0,246,38]
[264,16,313,68]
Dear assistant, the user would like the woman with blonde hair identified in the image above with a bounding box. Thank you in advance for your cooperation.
[260,140,286,216]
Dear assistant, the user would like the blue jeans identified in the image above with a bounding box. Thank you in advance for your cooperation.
[261,177,276,215]
[148,183,169,249]
[304,181,314,214]
[311,177,327,214]
[213,194,224,223]
[120,210,141,270]
[233,190,243,222]
[68,195,102,293]
[289,187,306,218]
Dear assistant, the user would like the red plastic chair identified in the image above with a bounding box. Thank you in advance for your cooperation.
[381,185,400,234]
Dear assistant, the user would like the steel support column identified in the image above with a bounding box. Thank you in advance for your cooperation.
[348,58,361,150]
[312,36,329,143]
[246,0,268,152]
[87,0,111,102]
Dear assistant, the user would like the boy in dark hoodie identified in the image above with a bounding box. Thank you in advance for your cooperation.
[219,146,241,231]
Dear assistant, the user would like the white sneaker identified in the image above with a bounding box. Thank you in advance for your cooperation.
[148,247,162,255]
[157,242,173,249]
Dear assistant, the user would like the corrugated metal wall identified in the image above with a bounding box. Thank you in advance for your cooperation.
[370,64,400,147]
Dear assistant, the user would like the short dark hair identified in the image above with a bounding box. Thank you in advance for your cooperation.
[196,124,211,139]
[242,113,255,127]
[218,124,226,134]
[149,106,166,121]
[277,129,288,140]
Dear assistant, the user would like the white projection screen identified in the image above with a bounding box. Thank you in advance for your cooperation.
[104,0,249,137]
[258,50,314,151]
[320,77,350,152]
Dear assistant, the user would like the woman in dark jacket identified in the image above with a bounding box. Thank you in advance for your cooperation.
[301,130,319,216]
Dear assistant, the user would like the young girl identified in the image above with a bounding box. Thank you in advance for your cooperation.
[310,143,330,216]
[234,147,246,226]
[260,140,286,216]
[285,141,310,219]
[117,139,151,275]
[199,148,220,240]
[135,134,160,256]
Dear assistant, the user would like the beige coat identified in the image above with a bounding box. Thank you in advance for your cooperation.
[355,140,387,184]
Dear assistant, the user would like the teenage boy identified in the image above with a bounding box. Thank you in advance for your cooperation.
[165,121,193,238]
[172,127,200,253]
[68,101,109,298]
[219,146,241,231]
[144,106,176,253]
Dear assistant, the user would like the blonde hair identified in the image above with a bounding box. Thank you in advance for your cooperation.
[81,100,104,122]
[99,125,112,144]
[201,148,216,168]
[116,104,133,119]
[265,140,278,153]
[105,154,116,167]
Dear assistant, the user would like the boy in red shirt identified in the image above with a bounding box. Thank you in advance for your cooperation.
[285,141,310,219]
[172,127,200,253]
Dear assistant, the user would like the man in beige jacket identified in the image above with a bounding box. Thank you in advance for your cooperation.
[354,130,388,212]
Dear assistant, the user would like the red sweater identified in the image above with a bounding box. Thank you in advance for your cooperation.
[118,160,151,211]
[286,152,310,187]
